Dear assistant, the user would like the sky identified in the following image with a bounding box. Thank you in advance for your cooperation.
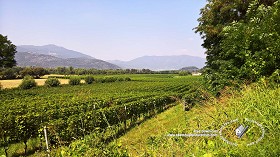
[0,0,206,61]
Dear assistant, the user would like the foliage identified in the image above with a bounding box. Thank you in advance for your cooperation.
[58,139,128,157]
[0,67,49,80]
[19,67,49,78]
[213,1,279,85]
[84,75,94,84]
[0,34,17,68]
[19,75,37,89]
[183,87,209,111]
[45,78,61,87]
[269,69,280,84]
[69,77,81,85]
[195,0,277,92]
[0,68,18,79]
[124,77,131,81]
[180,66,199,72]
[47,67,180,75]
[178,71,191,76]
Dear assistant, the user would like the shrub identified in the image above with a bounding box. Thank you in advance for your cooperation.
[269,69,280,84]
[84,75,94,84]
[179,71,191,76]
[0,68,18,79]
[117,77,124,81]
[0,82,2,90]
[45,78,61,87]
[104,77,118,83]
[124,77,131,81]
[95,78,103,83]
[69,77,81,85]
[19,75,37,89]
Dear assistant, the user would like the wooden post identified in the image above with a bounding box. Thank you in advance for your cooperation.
[44,126,50,157]
[124,106,127,130]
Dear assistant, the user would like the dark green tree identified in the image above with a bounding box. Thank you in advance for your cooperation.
[195,0,276,91]
[220,1,280,81]
[0,34,17,68]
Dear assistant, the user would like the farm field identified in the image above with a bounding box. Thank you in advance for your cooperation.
[0,74,174,89]
[0,74,203,156]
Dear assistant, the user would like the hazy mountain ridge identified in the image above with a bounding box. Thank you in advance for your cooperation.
[17,44,93,59]
[15,52,120,69]
[108,55,206,70]
[16,45,205,70]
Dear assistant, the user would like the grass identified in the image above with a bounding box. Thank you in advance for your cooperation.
[0,138,45,157]
[117,103,186,156]
[118,83,280,156]
[40,74,67,79]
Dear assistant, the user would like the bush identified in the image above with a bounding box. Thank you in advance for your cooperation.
[0,82,2,90]
[69,77,81,85]
[104,77,118,83]
[179,71,191,76]
[84,75,94,84]
[124,77,131,81]
[117,77,124,81]
[19,75,37,89]
[269,69,280,84]
[45,78,61,87]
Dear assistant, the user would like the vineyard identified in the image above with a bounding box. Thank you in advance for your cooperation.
[0,74,203,156]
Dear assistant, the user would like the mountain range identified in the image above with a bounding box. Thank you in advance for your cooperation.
[15,52,120,69]
[17,44,93,59]
[16,45,119,69]
[16,44,206,70]
[108,55,205,70]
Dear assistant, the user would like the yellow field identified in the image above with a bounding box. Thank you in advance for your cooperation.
[0,79,70,89]
[40,74,66,79]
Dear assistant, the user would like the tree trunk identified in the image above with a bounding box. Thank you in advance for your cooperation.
[24,140,27,156]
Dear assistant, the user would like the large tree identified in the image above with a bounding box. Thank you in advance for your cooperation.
[195,0,276,91]
[0,34,17,68]
[221,1,280,81]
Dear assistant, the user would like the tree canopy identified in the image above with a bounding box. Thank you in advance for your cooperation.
[195,0,278,91]
[0,34,17,68]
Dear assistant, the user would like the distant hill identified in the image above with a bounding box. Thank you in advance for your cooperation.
[179,66,200,72]
[15,52,120,69]
[17,44,93,59]
[108,55,206,70]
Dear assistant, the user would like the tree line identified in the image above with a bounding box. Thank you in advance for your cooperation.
[0,66,192,80]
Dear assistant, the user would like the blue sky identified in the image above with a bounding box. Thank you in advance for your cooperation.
[0,0,206,61]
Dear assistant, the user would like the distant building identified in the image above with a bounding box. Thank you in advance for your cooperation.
[192,72,202,76]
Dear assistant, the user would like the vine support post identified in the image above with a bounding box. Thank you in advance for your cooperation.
[124,106,127,130]
[44,126,50,157]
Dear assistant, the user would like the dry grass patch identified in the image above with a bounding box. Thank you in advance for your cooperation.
[0,79,70,89]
